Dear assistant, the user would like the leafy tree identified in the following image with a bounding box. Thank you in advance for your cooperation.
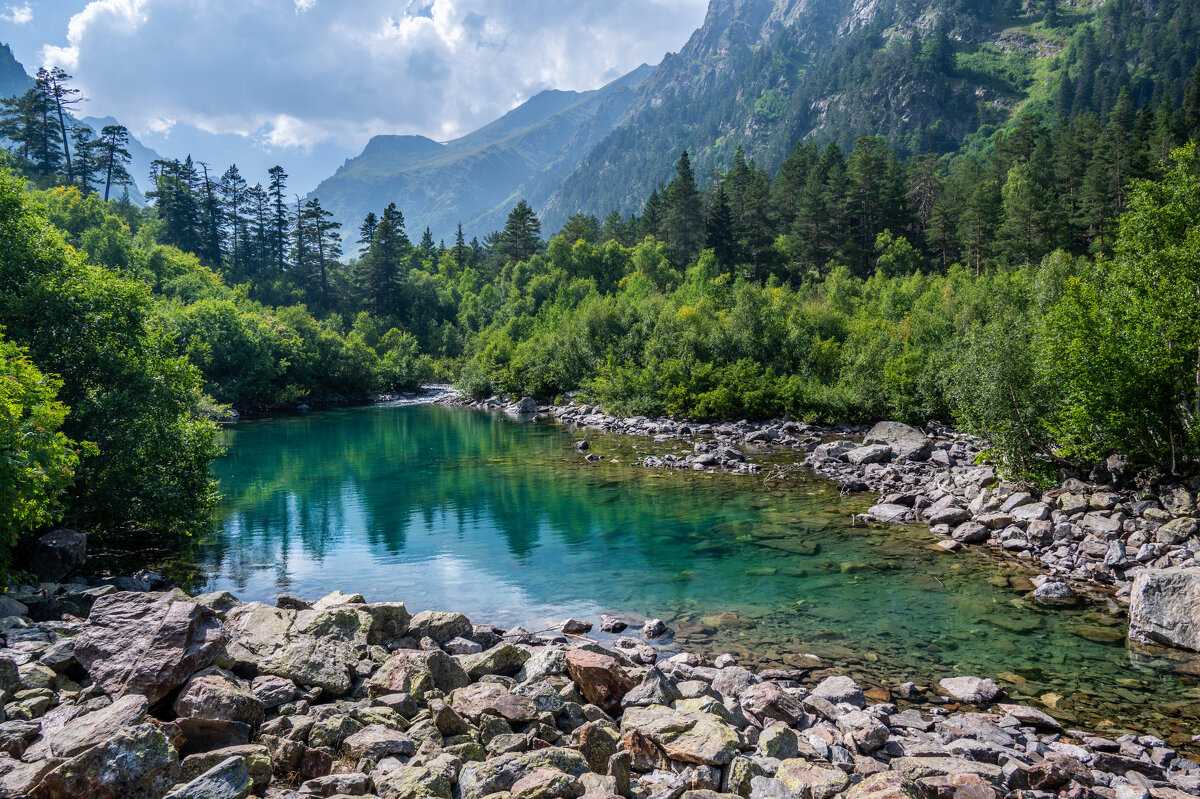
[0,170,221,535]
[0,335,81,569]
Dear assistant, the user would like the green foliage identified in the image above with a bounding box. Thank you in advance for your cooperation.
[0,335,81,567]
[0,169,221,535]
[1035,145,1200,471]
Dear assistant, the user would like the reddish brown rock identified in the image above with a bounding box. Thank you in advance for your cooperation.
[565,650,635,714]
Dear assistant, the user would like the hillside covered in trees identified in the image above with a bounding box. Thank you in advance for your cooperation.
[0,0,1199,572]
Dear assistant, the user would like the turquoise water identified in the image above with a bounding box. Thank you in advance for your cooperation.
[170,402,1200,745]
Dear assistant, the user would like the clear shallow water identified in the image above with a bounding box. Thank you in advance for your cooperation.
[163,403,1200,745]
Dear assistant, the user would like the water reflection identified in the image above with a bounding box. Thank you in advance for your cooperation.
[164,403,1200,746]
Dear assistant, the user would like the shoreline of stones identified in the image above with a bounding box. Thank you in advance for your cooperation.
[442,394,1200,649]
[1,572,1199,799]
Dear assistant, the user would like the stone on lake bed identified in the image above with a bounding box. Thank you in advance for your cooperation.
[937,676,1002,703]
[868,504,911,523]
[642,618,669,638]
[1032,580,1078,606]
[599,615,627,633]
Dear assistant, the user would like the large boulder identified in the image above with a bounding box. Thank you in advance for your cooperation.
[30,723,178,799]
[459,747,589,799]
[28,530,87,582]
[564,650,635,714]
[368,649,470,698]
[408,610,472,644]
[621,705,742,766]
[23,695,148,761]
[450,681,537,724]
[224,602,374,696]
[162,755,252,799]
[863,421,933,461]
[937,676,1001,704]
[1129,567,1200,651]
[174,667,265,728]
[74,591,227,705]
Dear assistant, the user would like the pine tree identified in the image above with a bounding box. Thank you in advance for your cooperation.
[419,227,436,262]
[294,197,342,310]
[147,157,202,254]
[68,126,99,194]
[95,125,132,201]
[267,166,290,273]
[705,181,736,269]
[453,223,469,267]
[659,151,705,266]
[363,203,407,317]
[220,165,248,275]
[498,200,542,263]
[358,212,379,257]
[36,67,83,183]
[196,162,224,268]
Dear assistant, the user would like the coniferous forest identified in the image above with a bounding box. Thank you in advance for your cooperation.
[1,0,1200,569]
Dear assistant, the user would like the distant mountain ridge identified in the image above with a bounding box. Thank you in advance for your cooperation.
[310,64,656,242]
[316,0,1198,241]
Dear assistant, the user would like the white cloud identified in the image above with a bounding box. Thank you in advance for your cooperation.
[39,0,706,143]
[1,3,33,25]
[40,0,149,70]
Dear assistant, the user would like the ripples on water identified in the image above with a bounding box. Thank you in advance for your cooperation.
[159,403,1200,746]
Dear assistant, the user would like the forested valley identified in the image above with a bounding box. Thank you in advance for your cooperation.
[1,0,1200,571]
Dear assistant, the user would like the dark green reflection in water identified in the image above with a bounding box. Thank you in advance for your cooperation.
[165,403,1200,744]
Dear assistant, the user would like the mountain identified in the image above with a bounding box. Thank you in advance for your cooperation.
[0,43,33,99]
[310,64,656,242]
[542,0,1200,228]
[312,0,1199,240]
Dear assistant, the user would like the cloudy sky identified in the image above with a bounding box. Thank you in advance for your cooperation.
[3,0,708,192]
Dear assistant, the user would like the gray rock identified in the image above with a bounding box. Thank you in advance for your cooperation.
[863,421,932,461]
[951,522,989,544]
[250,675,297,709]
[31,722,178,799]
[174,666,265,728]
[925,506,971,526]
[868,504,911,523]
[1129,567,1200,651]
[163,755,251,799]
[224,602,374,696]
[1082,513,1123,536]
[642,619,669,638]
[24,694,148,760]
[623,666,682,708]
[409,610,473,643]
[1032,581,1078,606]
[1156,517,1199,545]
[847,445,892,466]
[511,397,540,414]
[937,676,1001,703]
[810,675,864,708]
[75,591,227,705]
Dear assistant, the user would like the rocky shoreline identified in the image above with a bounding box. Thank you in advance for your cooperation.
[1,572,1198,799]
[445,394,1200,638]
